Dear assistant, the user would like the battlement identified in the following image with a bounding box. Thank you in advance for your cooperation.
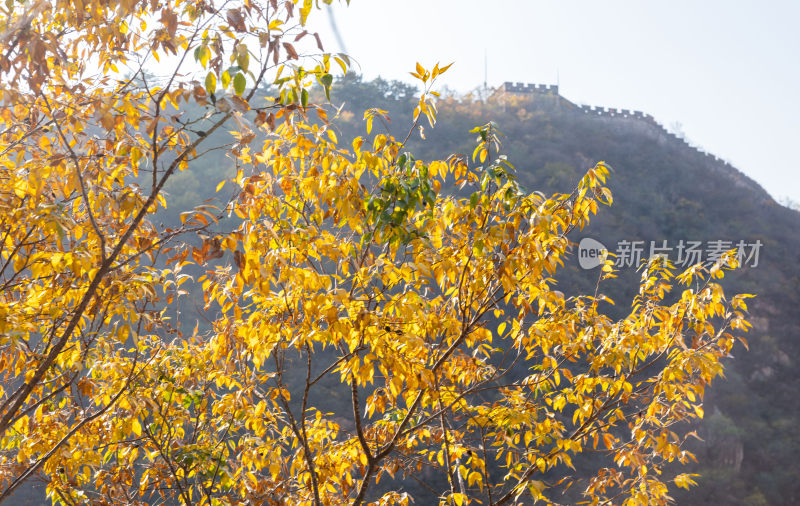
[502,82,559,95]
[575,105,653,121]
[498,82,746,180]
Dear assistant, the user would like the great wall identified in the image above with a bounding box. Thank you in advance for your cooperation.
[497,81,770,199]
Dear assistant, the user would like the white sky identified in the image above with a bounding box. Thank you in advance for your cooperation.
[308,0,800,204]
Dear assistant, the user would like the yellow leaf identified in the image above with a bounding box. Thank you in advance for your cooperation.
[439,62,454,74]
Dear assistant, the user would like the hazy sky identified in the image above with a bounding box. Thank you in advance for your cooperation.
[308,0,800,204]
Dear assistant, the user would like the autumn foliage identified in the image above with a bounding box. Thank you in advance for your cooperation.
[0,1,751,505]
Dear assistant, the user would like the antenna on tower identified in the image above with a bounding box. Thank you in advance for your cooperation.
[484,49,488,93]
[326,5,348,55]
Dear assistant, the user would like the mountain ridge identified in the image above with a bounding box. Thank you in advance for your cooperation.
[495,80,774,203]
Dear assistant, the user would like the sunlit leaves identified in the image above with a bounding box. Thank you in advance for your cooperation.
[0,3,750,504]
[0,0,341,503]
[411,61,452,127]
[183,61,749,504]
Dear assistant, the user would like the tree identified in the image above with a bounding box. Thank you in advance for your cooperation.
[0,1,751,505]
